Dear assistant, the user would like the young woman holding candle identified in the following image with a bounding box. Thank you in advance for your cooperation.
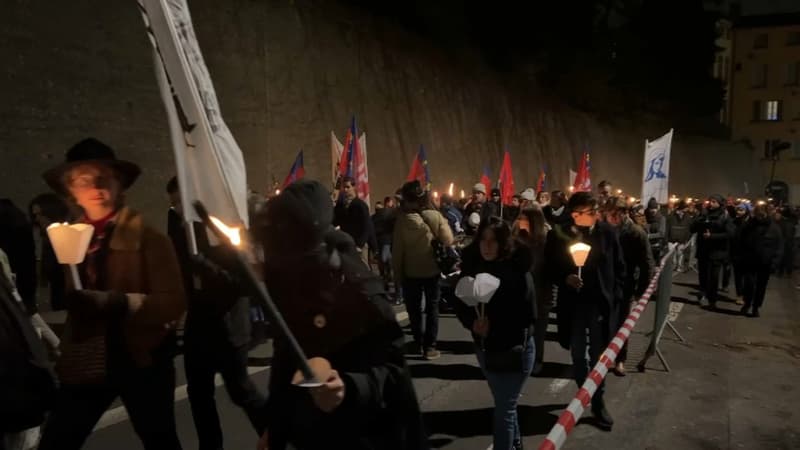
[37,138,186,450]
[455,217,536,450]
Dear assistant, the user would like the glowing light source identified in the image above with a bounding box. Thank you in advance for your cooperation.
[209,216,242,247]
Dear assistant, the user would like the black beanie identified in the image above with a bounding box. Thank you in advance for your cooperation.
[256,180,333,262]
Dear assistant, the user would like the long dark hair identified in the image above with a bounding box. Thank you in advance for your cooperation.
[471,216,514,261]
[515,204,548,248]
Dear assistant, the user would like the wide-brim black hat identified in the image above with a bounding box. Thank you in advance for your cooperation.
[43,138,141,194]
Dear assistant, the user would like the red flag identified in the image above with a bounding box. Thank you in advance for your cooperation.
[573,151,592,192]
[498,151,515,205]
[536,166,547,193]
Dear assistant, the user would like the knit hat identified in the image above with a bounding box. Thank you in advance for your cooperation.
[256,180,334,262]
[491,188,501,197]
[520,188,536,202]
[472,183,487,194]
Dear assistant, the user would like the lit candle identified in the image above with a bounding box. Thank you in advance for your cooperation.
[448,182,454,197]
[433,191,439,199]
[209,216,242,247]
[46,222,95,289]
[460,189,465,199]
[569,242,592,280]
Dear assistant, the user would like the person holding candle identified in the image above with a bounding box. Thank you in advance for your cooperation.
[254,180,427,450]
[456,216,536,450]
[38,138,186,450]
[545,191,626,431]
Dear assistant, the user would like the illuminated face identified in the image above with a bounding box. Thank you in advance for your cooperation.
[605,209,624,227]
[511,197,520,207]
[67,163,120,217]
[571,205,599,227]
[473,191,486,203]
[343,181,356,201]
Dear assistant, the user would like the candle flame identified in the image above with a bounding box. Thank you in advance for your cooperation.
[433,191,439,199]
[209,216,241,246]
[448,182,454,197]
[460,189,465,199]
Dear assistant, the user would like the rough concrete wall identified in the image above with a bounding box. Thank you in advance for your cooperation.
[0,0,762,227]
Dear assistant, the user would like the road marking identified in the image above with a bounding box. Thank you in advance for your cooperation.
[548,378,572,394]
[668,302,684,322]
[95,310,409,430]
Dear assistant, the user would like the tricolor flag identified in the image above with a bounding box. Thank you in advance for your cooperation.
[498,151,516,205]
[282,150,305,188]
[480,167,492,192]
[573,151,592,192]
[406,145,431,190]
[536,166,547,193]
[336,116,370,205]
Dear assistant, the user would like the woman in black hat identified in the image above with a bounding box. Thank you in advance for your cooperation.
[38,138,186,450]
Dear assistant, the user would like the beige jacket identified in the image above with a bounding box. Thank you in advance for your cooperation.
[392,209,454,281]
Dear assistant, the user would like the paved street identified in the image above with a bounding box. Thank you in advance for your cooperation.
[66,272,800,450]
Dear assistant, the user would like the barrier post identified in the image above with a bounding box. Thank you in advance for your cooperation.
[636,248,686,372]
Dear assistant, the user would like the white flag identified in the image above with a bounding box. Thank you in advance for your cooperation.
[641,129,673,204]
[357,133,370,207]
[138,0,248,236]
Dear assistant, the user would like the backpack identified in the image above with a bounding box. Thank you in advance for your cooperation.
[421,211,460,275]
[0,272,58,432]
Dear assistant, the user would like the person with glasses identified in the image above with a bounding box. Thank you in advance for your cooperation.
[545,192,626,431]
[602,198,654,376]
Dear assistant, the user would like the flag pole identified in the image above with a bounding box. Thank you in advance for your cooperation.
[192,201,320,386]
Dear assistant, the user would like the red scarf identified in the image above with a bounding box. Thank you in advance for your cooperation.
[83,210,118,289]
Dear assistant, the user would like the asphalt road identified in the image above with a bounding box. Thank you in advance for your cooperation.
[67,272,800,449]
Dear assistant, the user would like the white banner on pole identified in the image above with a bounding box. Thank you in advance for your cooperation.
[641,129,673,204]
[138,0,248,232]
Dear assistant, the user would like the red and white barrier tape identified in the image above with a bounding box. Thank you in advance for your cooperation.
[538,252,672,450]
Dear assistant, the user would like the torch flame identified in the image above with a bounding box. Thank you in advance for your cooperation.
[209,215,241,247]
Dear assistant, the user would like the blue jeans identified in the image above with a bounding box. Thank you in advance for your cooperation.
[476,336,535,450]
[569,303,609,405]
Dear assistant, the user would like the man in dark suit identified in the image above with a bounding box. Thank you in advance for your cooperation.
[545,192,626,431]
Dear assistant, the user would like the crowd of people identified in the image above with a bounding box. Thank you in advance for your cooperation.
[1,138,798,450]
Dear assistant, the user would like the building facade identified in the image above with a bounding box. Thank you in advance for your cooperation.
[730,13,800,201]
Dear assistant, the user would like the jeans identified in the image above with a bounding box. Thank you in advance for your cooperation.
[403,276,441,349]
[698,258,723,304]
[184,332,268,450]
[671,241,691,272]
[377,244,393,285]
[569,303,609,405]
[38,360,181,450]
[741,266,771,312]
[476,336,535,450]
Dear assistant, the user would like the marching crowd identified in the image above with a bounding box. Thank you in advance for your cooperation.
[1,138,798,450]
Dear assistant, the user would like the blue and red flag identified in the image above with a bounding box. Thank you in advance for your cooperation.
[573,151,592,192]
[335,116,370,203]
[536,165,547,193]
[406,145,431,190]
[480,167,492,192]
[282,150,305,188]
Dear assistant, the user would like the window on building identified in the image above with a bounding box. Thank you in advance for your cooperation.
[786,61,799,86]
[766,100,782,121]
[753,100,783,121]
[754,33,768,49]
[788,31,800,46]
[751,64,767,88]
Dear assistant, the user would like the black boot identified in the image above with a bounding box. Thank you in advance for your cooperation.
[591,399,614,431]
[751,307,760,318]
[512,438,524,450]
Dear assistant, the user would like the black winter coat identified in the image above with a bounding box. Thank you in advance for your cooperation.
[691,207,735,261]
[334,198,372,249]
[0,199,36,314]
[545,221,626,349]
[618,219,655,300]
[739,217,783,270]
[264,231,427,450]
[371,208,397,247]
[454,245,536,352]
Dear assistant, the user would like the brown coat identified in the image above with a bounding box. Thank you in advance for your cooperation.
[60,207,186,375]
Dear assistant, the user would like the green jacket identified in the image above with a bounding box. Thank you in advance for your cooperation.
[393,209,453,281]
